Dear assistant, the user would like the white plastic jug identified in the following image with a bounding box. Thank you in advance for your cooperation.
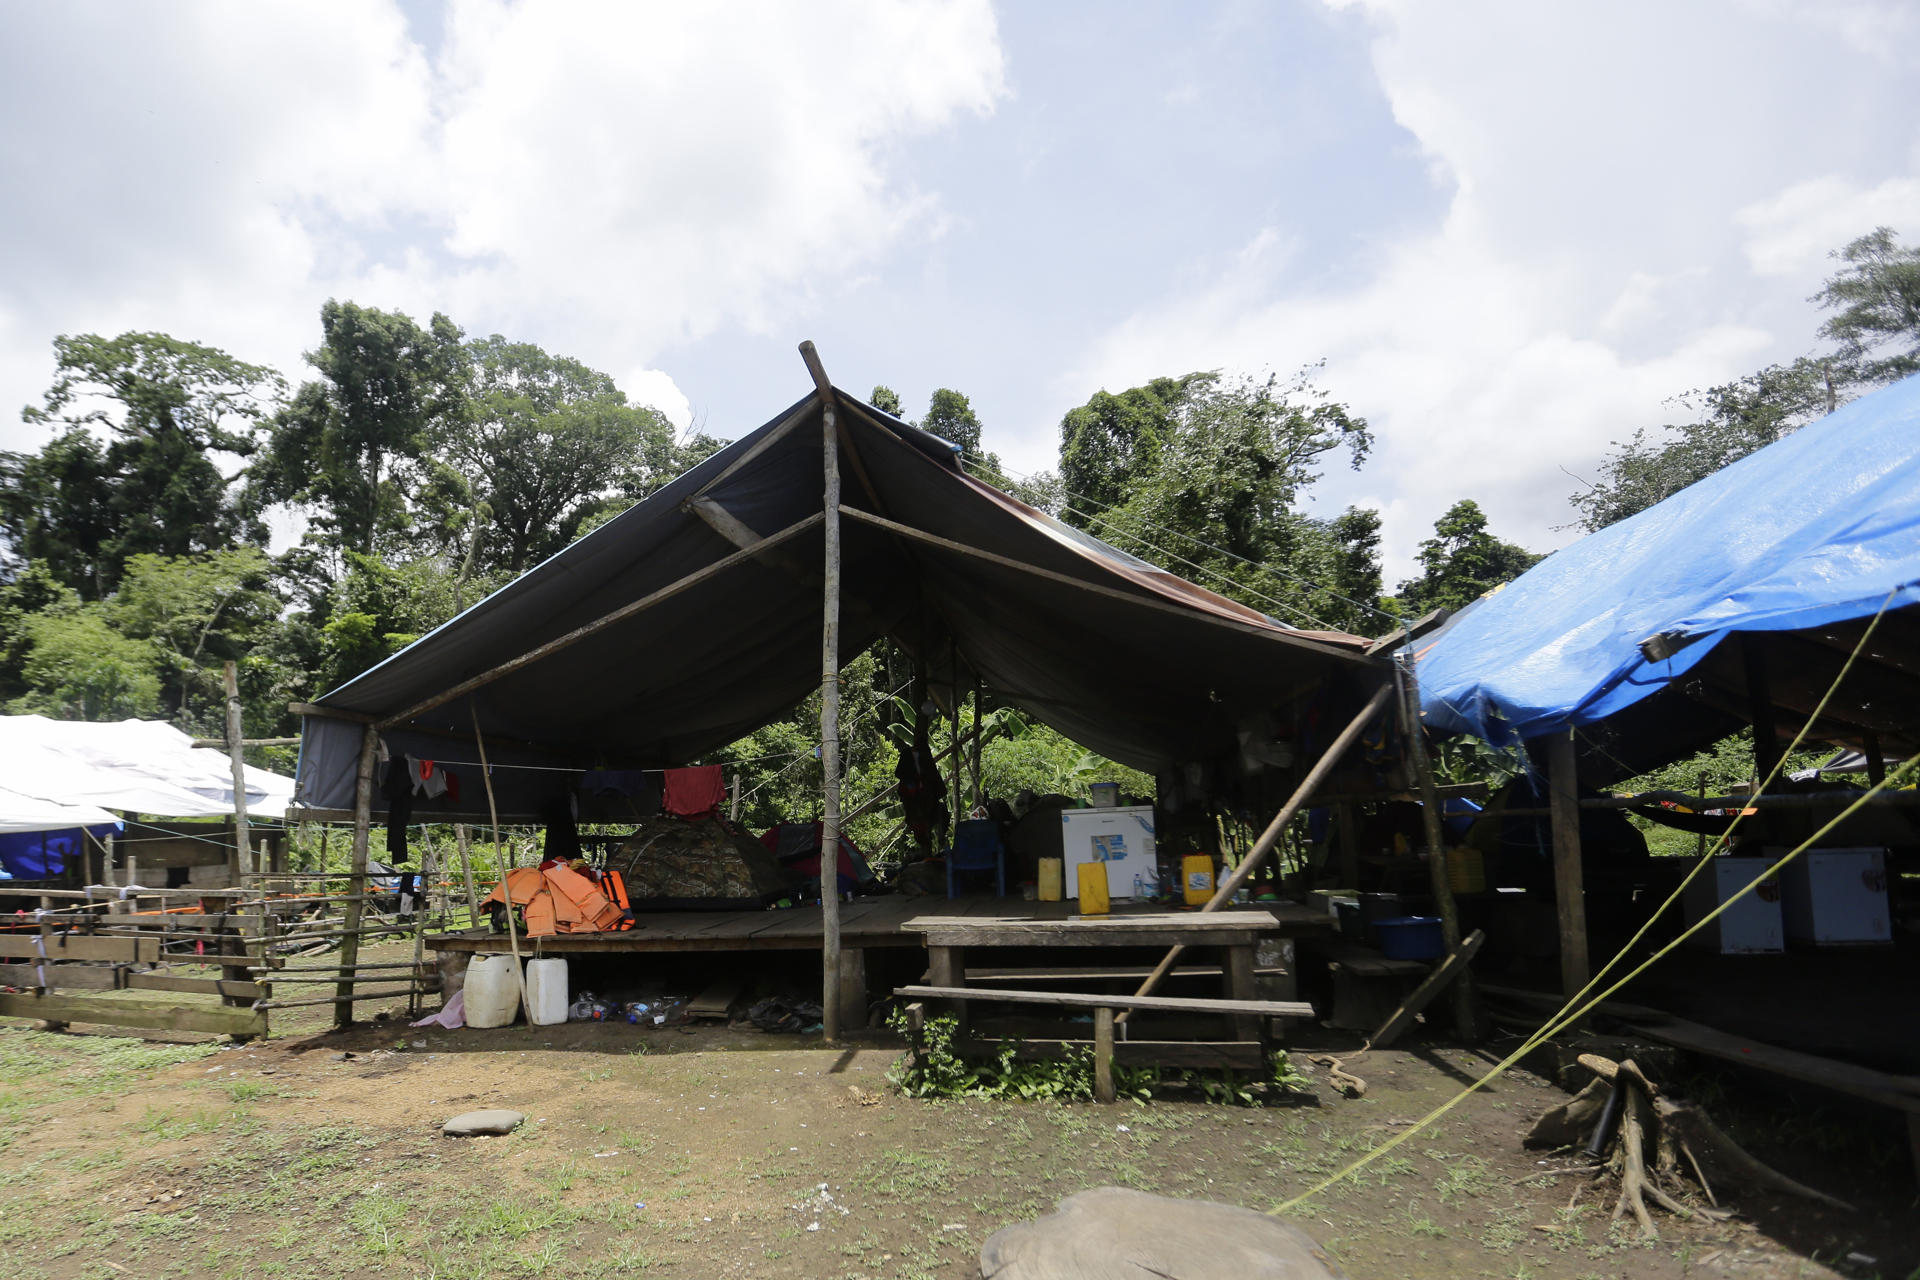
[464,954,523,1028]
[524,957,569,1026]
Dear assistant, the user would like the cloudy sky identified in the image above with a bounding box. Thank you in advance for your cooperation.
[2,0,1915,580]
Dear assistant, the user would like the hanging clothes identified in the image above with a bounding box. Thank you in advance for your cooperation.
[663,765,726,818]
[382,756,413,863]
[407,756,449,799]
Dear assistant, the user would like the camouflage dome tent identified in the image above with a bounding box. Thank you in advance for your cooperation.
[606,816,800,910]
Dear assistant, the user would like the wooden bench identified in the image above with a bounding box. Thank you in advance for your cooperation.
[895,983,1314,1102]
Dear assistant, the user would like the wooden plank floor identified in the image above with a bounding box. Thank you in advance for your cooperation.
[425,896,1329,956]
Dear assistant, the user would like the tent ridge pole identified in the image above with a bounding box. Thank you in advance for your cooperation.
[374,511,823,731]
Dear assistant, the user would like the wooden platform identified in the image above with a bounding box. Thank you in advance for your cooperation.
[424,896,1332,957]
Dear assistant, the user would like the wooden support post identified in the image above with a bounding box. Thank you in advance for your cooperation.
[730,774,742,822]
[1094,1006,1116,1104]
[472,709,527,1014]
[971,676,985,811]
[1335,800,1361,890]
[1366,928,1486,1050]
[455,824,481,928]
[1864,734,1886,787]
[1123,682,1394,1017]
[1396,656,1475,1036]
[1743,634,1783,784]
[948,637,963,832]
[1224,943,1259,1042]
[804,339,845,1045]
[1546,727,1590,1001]
[334,726,378,1028]
[223,662,252,884]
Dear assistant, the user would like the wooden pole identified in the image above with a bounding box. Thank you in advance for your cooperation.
[804,340,845,1044]
[1395,655,1475,1035]
[1546,727,1590,1000]
[1742,634,1783,784]
[333,726,378,1028]
[947,638,963,830]
[455,824,481,928]
[473,707,528,1013]
[223,661,252,884]
[374,512,823,731]
[971,676,985,810]
[1123,682,1394,1016]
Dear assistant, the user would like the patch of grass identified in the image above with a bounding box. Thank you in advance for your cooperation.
[138,1104,241,1140]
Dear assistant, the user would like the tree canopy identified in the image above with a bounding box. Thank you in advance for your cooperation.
[1573,227,1918,531]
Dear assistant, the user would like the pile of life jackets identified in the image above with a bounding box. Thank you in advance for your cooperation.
[483,863,635,938]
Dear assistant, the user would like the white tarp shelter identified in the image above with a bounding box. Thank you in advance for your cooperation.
[0,715,295,833]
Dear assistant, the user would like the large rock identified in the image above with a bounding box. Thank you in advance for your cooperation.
[979,1187,1345,1280]
[441,1109,525,1137]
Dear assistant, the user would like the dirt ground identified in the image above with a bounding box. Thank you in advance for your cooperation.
[0,955,1914,1280]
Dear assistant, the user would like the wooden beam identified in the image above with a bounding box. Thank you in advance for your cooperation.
[1546,728,1589,1001]
[335,724,378,1028]
[0,990,265,1037]
[373,511,822,730]
[1742,633,1783,782]
[224,661,252,884]
[689,399,814,502]
[288,702,374,723]
[837,505,1382,663]
[1094,1007,1116,1103]
[1365,929,1485,1049]
[1395,656,1475,1034]
[816,342,846,1045]
[192,737,301,749]
[1122,682,1396,1015]
[893,984,1314,1018]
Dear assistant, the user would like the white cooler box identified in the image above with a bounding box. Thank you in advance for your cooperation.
[1061,806,1156,901]
[1782,848,1891,945]
[1682,856,1783,953]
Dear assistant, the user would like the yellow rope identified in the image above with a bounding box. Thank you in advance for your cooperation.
[1273,591,1903,1213]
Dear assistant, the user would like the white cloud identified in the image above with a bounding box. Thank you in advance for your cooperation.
[1737,174,1920,279]
[620,368,693,432]
[1070,0,1920,582]
[0,1,1005,450]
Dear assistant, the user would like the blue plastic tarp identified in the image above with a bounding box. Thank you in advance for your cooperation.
[0,825,118,880]
[1417,372,1920,749]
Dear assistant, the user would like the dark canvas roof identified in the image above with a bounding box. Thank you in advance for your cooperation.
[294,385,1386,819]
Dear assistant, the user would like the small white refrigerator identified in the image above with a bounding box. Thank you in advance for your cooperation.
[1061,806,1156,902]
[1682,856,1784,953]
[1782,848,1891,945]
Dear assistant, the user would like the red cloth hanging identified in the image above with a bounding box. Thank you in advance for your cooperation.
[662,765,727,818]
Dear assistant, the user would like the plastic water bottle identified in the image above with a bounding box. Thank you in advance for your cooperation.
[1132,873,1145,900]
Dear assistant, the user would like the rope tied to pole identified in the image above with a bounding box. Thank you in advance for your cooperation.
[1271,588,1905,1215]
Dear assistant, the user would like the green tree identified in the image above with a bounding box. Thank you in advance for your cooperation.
[0,560,81,704]
[1815,226,1920,385]
[868,385,905,418]
[1393,499,1539,615]
[1,333,279,595]
[1055,368,1378,633]
[251,300,467,563]
[1573,228,1918,531]
[110,548,280,723]
[10,607,162,721]
[451,336,689,574]
[1571,358,1835,531]
[1057,375,1203,522]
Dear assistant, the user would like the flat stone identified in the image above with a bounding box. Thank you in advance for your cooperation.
[980,1187,1345,1279]
[441,1109,525,1137]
